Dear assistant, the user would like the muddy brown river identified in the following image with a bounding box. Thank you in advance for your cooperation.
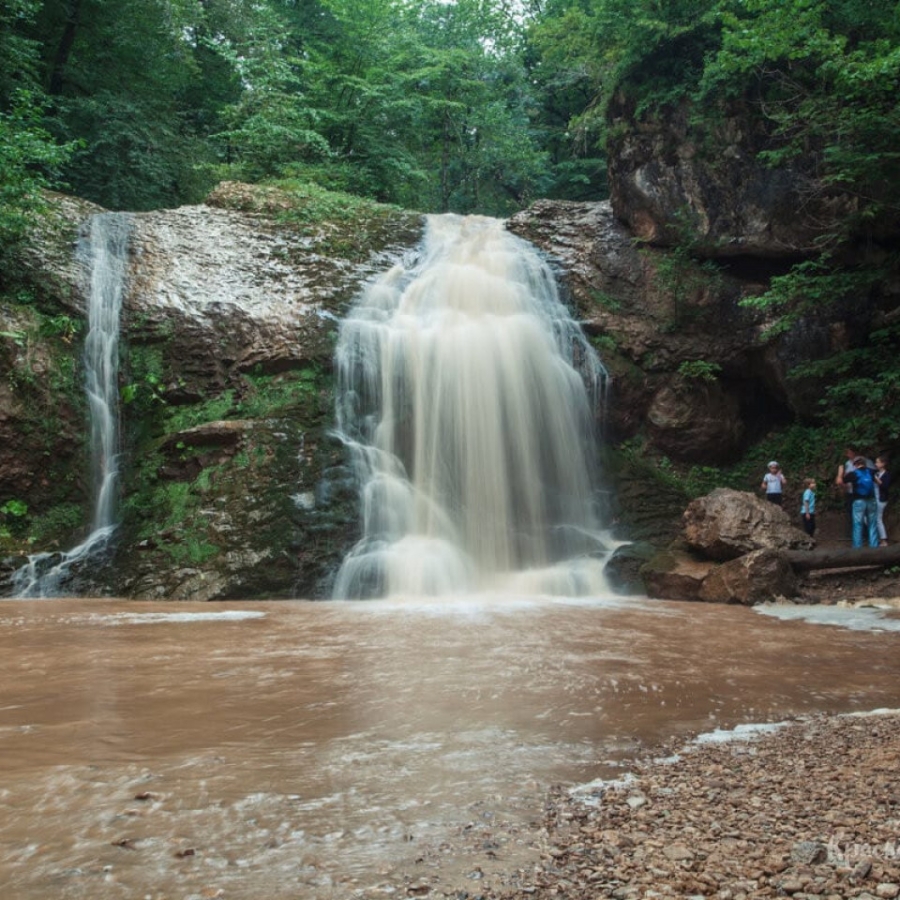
[1,594,898,899]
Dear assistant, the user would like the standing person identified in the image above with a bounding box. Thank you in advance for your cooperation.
[800,477,817,536]
[874,455,892,546]
[836,456,879,548]
[761,461,786,505]
[840,445,875,538]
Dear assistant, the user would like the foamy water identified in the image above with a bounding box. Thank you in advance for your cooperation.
[332,214,611,599]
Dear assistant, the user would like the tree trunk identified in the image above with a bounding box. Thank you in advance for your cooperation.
[783,544,900,572]
[49,0,83,95]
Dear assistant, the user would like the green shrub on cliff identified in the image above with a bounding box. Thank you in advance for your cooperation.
[533,0,900,246]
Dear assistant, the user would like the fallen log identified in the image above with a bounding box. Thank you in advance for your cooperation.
[783,544,900,572]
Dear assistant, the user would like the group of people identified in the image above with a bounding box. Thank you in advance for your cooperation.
[759,448,892,548]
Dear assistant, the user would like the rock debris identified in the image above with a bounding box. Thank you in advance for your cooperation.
[397,711,900,900]
[481,712,900,900]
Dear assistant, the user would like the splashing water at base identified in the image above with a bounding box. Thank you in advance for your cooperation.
[332,215,611,599]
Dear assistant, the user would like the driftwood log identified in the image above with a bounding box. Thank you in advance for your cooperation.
[783,544,900,572]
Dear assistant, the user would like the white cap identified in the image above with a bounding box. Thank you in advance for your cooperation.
[768,461,779,468]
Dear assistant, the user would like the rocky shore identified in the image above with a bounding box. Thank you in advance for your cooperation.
[472,710,900,900]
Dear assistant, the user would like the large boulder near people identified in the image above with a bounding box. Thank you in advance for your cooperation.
[683,488,815,561]
[697,548,799,605]
[639,489,810,604]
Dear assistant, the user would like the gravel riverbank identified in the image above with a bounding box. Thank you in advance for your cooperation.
[472,710,900,900]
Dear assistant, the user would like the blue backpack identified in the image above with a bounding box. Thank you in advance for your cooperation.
[854,466,875,498]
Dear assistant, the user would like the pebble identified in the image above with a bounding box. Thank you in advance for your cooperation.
[475,712,900,900]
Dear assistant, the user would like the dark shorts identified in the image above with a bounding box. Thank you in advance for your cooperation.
[801,513,816,536]
[766,494,783,506]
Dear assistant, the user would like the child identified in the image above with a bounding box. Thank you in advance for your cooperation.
[800,477,816,536]
[761,461,786,505]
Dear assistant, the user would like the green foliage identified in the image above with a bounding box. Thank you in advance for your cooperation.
[0,2,69,253]
[741,260,883,336]
[28,502,83,544]
[789,323,900,450]
[0,92,72,254]
[234,367,325,419]
[39,314,81,343]
[121,346,170,413]
[0,329,26,348]
[677,360,722,382]
[588,290,622,312]
[164,391,235,432]
[699,0,900,247]
[209,2,331,183]
[624,422,844,509]
[0,498,29,540]
[1,499,28,518]
[591,333,618,354]
[244,178,417,261]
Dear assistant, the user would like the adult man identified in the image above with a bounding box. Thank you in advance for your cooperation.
[836,456,879,549]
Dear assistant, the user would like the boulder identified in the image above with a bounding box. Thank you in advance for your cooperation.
[698,549,799,605]
[641,547,715,602]
[683,488,815,562]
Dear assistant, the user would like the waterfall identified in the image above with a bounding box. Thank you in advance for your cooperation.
[332,214,612,599]
[12,213,131,598]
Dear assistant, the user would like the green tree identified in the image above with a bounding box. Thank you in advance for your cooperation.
[23,0,248,209]
[0,0,70,260]
[209,0,331,184]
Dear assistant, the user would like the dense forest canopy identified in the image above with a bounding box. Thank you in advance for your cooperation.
[3,0,899,226]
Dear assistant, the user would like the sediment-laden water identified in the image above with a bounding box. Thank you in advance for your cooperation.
[1,596,897,899]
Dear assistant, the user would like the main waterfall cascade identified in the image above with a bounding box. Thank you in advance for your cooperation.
[332,214,614,600]
[12,213,131,598]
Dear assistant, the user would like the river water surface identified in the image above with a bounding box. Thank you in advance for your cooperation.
[1,595,898,899]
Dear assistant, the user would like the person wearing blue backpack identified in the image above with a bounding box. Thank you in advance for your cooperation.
[836,456,879,548]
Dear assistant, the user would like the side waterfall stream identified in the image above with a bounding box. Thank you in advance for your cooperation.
[12,212,130,598]
[333,214,610,599]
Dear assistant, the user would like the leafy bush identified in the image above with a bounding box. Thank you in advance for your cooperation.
[678,360,722,382]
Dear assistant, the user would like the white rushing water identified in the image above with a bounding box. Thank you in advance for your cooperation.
[332,214,612,599]
[12,213,131,598]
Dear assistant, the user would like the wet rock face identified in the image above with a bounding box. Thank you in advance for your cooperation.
[108,192,422,599]
[5,184,423,600]
[508,198,871,463]
[0,296,87,536]
[509,201,786,460]
[128,197,423,385]
[646,376,745,463]
[605,97,854,258]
